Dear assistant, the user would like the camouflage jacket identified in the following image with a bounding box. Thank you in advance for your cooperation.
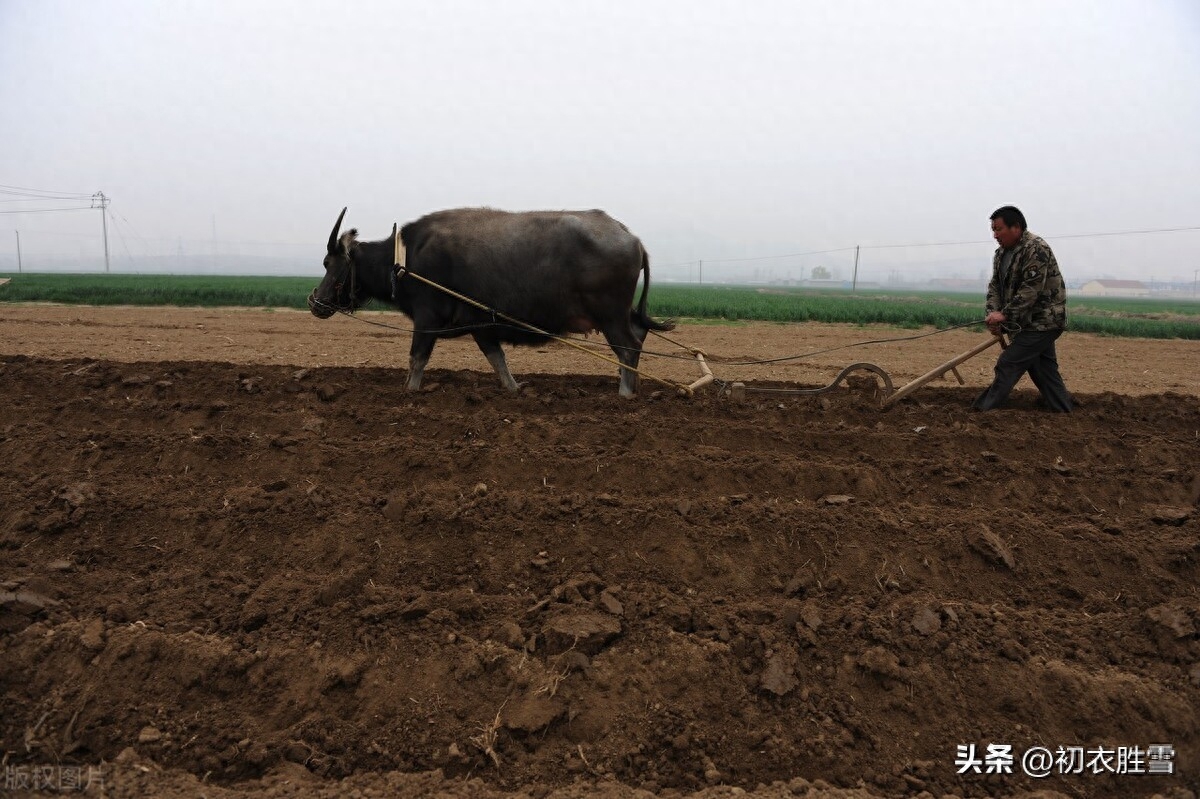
[986,230,1067,331]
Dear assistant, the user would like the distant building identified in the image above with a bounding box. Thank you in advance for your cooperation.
[1078,279,1150,297]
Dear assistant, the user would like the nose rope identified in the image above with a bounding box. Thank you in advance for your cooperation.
[309,259,358,315]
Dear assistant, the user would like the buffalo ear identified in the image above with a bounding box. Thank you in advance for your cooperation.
[334,228,360,255]
[327,207,348,254]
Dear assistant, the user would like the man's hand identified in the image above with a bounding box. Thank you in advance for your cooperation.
[985,311,1006,336]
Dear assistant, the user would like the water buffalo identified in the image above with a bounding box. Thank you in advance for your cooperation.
[308,207,674,396]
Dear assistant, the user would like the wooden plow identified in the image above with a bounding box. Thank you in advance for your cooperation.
[723,334,1006,408]
[879,334,1005,407]
[680,350,716,396]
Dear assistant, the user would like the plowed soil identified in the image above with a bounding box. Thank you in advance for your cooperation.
[1,305,1198,799]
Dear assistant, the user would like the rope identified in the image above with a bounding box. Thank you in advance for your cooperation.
[332,310,523,338]
[709,323,1019,396]
[656,319,1007,366]
[327,262,1021,397]
[394,268,688,393]
[330,312,991,364]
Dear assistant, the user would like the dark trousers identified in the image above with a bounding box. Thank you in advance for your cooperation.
[973,329,1072,411]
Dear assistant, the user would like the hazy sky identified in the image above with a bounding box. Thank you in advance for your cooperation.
[2,0,1199,283]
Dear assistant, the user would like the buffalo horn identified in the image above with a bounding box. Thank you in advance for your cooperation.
[327,207,348,253]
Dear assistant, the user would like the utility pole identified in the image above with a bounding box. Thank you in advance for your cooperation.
[92,191,110,272]
[15,230,21,273]
[851,244,860,292]
[1193,269,1198,298]
[698,259,703,286]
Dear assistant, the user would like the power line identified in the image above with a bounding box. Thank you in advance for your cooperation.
[665,224,1200,270]
[112,211,151,254]
[0,196,97,204]
[861,238,984,250]
[9,229,106,240]
[0,184,93,200]
[0,206,97,214]
[106,212,140,261]
[658,248,860,269]
[1048,225,1200,241]
[703,246,857,264]
[861,225,1200,251]
[0,189,88,197]
[1,184,111,271]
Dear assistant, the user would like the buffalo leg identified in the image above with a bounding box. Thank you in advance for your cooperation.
[407,333,436,391]
[602,321,643,397]
[472,333,521,392]
[630,311,651,346]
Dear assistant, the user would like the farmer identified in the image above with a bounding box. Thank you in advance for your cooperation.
[973,206,1073,412]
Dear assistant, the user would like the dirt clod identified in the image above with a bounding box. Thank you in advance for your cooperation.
[138,726,163,744]
[969,524,1016,570]
[502,696,566,734]
[760,654,799,697]
[1146,505,1192,526]
[542,612,622,655]
[911,606,941,636]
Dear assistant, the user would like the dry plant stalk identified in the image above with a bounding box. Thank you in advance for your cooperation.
[469,701,506,769]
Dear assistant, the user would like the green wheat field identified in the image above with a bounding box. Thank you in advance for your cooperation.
[1,273,1197,340]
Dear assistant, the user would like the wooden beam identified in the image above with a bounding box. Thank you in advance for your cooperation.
[679,352,715,397]
[881,335,1004,407]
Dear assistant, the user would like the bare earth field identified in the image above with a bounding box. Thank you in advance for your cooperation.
[1,305,1198,799]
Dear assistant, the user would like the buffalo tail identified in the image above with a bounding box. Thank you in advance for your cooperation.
[636,246,675,332]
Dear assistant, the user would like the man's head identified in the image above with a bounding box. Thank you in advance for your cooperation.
[990,206,1026,249]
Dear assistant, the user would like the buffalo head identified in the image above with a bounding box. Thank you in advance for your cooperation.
[308,207,361,318]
